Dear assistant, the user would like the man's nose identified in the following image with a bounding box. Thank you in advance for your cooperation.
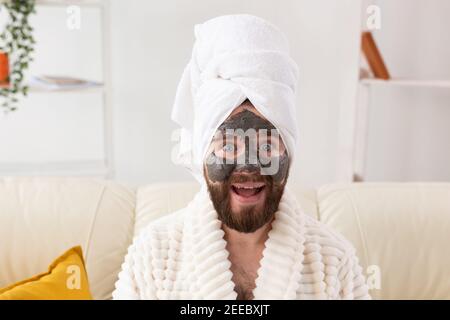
[244,139,258,165]
[235,163,260,174]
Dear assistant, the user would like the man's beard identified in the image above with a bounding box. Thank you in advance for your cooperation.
[205,169,288,233]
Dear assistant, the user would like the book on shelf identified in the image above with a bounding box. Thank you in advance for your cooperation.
[361,31,390,80]
[29,75,102,90]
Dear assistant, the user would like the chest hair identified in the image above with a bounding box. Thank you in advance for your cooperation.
[231,264,257,300]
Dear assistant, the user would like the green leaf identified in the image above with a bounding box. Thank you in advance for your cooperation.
[0,0,36,111]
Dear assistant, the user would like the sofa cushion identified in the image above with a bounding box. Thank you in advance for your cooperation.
[317,182,450,299]
[0,177,135,300]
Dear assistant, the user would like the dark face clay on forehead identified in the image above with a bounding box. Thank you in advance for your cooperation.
[205,109,290,183]
[217,109,276,132]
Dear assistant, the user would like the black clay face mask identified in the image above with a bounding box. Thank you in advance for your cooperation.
[204,108,290,233]
[205,109,290,183]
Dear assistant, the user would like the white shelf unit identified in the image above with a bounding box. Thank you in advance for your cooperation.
[360,78,450,89]
[27,84,105,93]
[35,0,103,7]
[0,0,113,178]
[335,0,450,183]
[337,76,450,182]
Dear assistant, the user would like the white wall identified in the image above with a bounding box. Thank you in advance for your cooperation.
[110,0,362,187]
[365,0,450,181]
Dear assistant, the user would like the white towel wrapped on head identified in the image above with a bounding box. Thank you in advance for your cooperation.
[171,14,300,182]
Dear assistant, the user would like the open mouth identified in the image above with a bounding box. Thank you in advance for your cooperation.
[230,181,266,202]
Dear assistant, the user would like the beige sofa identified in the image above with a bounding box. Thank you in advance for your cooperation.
[1,177,449,300]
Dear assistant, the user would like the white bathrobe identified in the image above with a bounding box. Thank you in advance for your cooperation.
[112,186,370,300]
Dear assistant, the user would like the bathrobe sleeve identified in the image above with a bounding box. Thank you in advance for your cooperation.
[338,247,371,300]
[112,240,141,300]
[112,231,157,300]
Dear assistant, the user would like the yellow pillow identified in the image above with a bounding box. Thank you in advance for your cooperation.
[0,246,93,300]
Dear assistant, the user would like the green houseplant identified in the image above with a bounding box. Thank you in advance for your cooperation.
[0,0,35,112]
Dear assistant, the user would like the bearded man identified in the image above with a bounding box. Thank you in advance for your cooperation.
[113,14,370,300]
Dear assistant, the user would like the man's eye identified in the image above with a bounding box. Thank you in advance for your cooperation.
[222,144,235,153]
[260,143,271,152]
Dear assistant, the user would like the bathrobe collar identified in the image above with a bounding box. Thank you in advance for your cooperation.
[185,185,306,299]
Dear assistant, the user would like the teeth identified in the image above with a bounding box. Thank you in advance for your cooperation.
[234,184,265,189]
